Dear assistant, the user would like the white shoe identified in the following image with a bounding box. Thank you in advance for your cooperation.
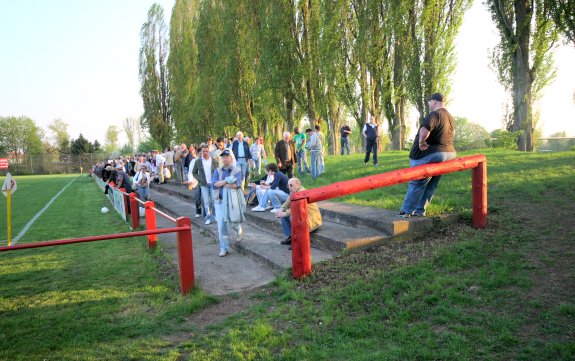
[205,219,211,225]
[270,208,280,213]
[264,205,273,210]
[195,214,201,218]
[218,250,227,257]
[252,206,265,212]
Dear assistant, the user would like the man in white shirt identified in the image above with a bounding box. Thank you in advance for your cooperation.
[154,150,166,184]
[192,144,219,224]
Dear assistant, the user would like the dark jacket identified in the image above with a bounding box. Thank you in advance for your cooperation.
[274,139,297,170]
[232,140,251,160]
[269,171,289,194]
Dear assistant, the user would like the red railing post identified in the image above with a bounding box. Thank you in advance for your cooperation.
[129,193,139,230]
[145,201,158,248]
[291,198,312,279]
[472,160,488,229]
[176,217,194,294]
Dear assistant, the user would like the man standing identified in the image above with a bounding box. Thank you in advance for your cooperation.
[212,150,245,257]
[164,147,175,178]
[274,131,297,178]
[231,131,251,186]
[154,150,166,184]
[193,144,219,225]
[314,125,326,174]
[340,123,352,155]
[275,177,322,247]
[399,93,456,218]
[305,128,322,179]
[362,115,379,166]
[293,127,310,175]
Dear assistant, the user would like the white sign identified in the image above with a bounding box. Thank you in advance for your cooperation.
[1,173,17,197]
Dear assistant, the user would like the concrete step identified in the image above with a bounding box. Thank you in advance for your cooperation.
[316,201,458,239]
[244,206,392,252]
[149,180,457,252]
[148,187,334,274]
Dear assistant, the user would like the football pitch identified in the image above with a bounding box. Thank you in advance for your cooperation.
[0,174,212,360]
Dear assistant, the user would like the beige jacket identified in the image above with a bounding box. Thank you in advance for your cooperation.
[280,186,322,232]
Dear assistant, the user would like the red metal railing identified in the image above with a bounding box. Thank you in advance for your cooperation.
[289,154,488,279]
[0,183,195,295]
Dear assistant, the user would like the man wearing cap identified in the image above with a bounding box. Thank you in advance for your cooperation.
[115,163,133,193]
[133,164,151,201]
[192,144,219,225]
[399,92,456,218]
[211,149,246,257]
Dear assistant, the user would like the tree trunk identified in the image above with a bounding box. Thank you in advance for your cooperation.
[512,0,533,151]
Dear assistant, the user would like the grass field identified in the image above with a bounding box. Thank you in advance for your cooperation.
[0,175,215,360]
[0,149,574,360]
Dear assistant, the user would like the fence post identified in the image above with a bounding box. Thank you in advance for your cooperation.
[291,198,312,279]
[472,160,487,229]
[144,201,158,248]
[129,193,139,230]
[176,217,194,294]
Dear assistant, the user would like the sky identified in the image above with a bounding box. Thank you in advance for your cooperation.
[1,0,574,146]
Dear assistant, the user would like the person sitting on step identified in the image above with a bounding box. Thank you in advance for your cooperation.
[274,177,322,248]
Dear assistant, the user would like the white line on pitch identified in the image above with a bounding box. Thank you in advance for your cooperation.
[9,176,79,245]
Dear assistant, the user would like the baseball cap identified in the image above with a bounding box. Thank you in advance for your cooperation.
[221,149,232,157]
[428,93,444,102]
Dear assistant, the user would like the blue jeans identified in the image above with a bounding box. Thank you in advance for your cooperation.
[137,186,149,201]
[400,152,457,215]
[251,157,262,175]
[341,137,350,155]
[236,158,249,186]
[280,216,291,237]
[200,186,215,220]
[268,189,289,209]
[296,149,310,173]
[310,150,321,179]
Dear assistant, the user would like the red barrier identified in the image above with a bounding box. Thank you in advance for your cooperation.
[176,217,194,294]
[145,201,158,248]
[291,199,312,278]
[290,154,488,279]
[0,227,189,252]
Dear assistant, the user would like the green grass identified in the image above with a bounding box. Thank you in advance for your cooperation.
[0,175,215,360]
[1,150,574,360]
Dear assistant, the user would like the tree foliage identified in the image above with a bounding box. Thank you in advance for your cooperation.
[47,118,71,154]
[70,134,94,155]
[487,0,559,151]
[453,117,490,150]
[139,4,172,149]
[0,116,44,155]
[545,0,575,46]
[145,1,477,153]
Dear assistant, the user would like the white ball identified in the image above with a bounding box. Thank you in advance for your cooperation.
[101,207,109,214]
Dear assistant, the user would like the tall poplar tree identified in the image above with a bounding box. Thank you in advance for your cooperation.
[487,0,559,151]
[168,0,200,142]
[139,4,172,148]
[406,0,471,123]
